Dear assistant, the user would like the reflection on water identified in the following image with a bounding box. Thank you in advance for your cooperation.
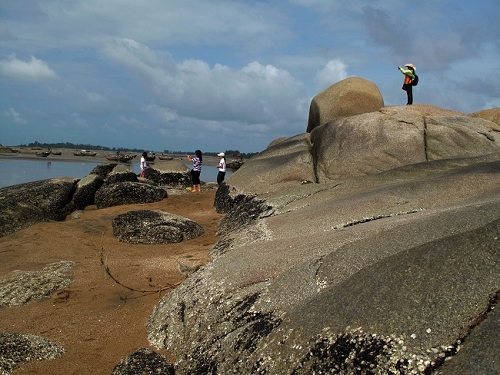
[0,158,223,188]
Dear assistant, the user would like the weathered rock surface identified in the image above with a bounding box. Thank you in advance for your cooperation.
[306,76,384,132]
[0,261,74,308]
[111,347,175,375]
[0,177,78,238]
[105,164,139,184]
[89,163,118,178]
[94,182,167,209]
[311,106,500,181]
[0,332,65,375]
[149,153,500,374]
[142,160,192,188]
[112,210,204,244]
[147,104,500,373]
[471,107,500,126]
[62,174,104,212]
[0,162,173,237]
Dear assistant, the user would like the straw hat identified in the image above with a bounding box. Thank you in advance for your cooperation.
[405,63,416,71]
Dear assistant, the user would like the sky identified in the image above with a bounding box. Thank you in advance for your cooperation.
[1,1,499,153]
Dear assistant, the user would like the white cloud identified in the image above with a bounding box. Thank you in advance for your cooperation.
[103,38,309,128]
[0,54,57,81]
[4,108,28,124]
[314,60,349,92]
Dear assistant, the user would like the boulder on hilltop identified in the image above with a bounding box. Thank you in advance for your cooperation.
[306,76,384,133]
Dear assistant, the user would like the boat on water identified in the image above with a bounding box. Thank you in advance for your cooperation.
[105,153,136,162]
[227,159,244,170]
[158,154,173,160]
[74,150,97,157]
[36,151,51,157]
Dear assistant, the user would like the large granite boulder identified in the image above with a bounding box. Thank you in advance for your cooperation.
[312,106,500,181]
[306,76,384,133]
[143,160,192,188]
[225,106,500,195]
[0,177,78,238]
[214,134,315,209]
[112,210,204,244]
[94,182,167,209]
[148,153,500,374]
[146,103,500,374]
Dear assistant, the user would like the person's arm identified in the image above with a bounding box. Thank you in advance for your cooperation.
[398,66,415,80]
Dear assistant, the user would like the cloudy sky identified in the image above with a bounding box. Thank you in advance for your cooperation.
[1,1,499,153]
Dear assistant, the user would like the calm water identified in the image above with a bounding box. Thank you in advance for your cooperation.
[0,158,224,188]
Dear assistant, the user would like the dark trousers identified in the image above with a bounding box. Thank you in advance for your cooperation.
[406,85,413,105]
[217,171,226,185]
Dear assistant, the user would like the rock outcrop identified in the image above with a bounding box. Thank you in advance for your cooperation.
[94,182,167,209]
[0,333,65,374]
[0,162,173,238]
[112,210,204,244]
[112,347,175,375]
[147,95,500,373]
[0,177,78,238]
[306,76,384,132]
[143,160,192,188]
[0,261,74,308]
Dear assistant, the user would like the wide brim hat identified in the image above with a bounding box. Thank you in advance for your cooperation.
[218,152,225,157]
[405,63,416,71]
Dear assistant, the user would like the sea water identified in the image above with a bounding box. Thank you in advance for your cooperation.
[0,158,224,188]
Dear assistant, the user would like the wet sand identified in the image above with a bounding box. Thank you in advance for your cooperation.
[0,189,223,374]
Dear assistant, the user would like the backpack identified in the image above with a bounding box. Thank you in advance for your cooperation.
[412,74,419,86]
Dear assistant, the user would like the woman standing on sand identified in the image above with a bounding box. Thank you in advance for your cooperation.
[187,150,202,192]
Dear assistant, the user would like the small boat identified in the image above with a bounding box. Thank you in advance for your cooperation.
[145,153,156,162]
[227,159,244,170]
[106,153,135,162]
[158,154,173,160]
[36,151,51,157]
[51,151,62,155]
[74,150,97,157]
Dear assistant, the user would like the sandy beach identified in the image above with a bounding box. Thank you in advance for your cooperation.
[0,189,224,374]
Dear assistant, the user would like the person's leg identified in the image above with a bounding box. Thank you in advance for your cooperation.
[407,85,413,105]
[217,171,225,185]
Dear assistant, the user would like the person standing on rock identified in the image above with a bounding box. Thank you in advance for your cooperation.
[187,150,203,192]
[398,63,416,105]
[140,152,149,178]
[216,152,226,185]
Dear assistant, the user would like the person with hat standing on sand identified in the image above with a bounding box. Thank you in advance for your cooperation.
[216,152,226,185]
[399,63,416,105]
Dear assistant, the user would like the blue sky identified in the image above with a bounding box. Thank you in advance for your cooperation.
[1,0,499,153]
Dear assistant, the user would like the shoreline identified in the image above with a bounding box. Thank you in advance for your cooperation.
[0,148,221,167]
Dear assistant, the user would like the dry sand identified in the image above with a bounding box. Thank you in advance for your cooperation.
[0,190,223,374]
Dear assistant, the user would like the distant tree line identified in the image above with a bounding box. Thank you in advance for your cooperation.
[18,141,259,159]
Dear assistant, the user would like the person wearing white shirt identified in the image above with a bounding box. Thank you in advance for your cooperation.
[216,152,226,185]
